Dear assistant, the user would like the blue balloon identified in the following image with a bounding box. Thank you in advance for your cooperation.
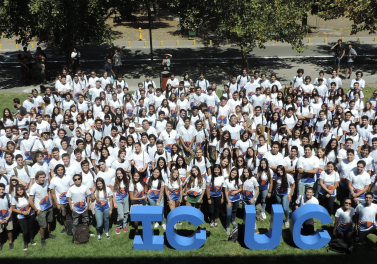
[130,206,164,251]
[290,204,332,249]
[166,206,207,251]
[244,204,284,249]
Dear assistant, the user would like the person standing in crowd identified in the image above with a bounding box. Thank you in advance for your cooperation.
[345,43,357,79]
[112,48,123,76]
[331,39,345,76]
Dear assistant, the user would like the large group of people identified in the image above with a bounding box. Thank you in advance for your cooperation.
[0,66,376,252]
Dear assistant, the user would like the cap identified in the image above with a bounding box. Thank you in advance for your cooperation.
[129,123,136,128]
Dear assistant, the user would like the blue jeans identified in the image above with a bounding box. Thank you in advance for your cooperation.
[95,209,110,235]
[275,195,290,221]
[116,197,130,228]
[148,197,164,206]
[226,200,240,228]
[256,189,268,212]
[334,57,341,66]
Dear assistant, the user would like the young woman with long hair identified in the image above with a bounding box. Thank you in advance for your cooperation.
[255,158,273,220]
[224,168,243,235]
[171,155,188,184]
[216,130,233,161]
[110,168,130,234]
[184,165,206,209]
[129,171,147,234]
[245,147,258,172]
[165,169,182,218]
[147,168,166,230]
[318,161,340,216]
[206,164,224,229]
[207,127,220,163]
[274,165,295,228]
[267,112,282,141]
[91,140,102,167]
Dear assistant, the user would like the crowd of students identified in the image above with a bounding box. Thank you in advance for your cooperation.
[0,66,376,252]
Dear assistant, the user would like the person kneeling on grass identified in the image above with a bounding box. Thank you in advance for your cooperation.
[354,192,377,246]
[333,198,354,251]
[224,168,243,235]
[91,177,113,241]
[29,171,56,247]
[67,174,91,244]
[295,187,319,235]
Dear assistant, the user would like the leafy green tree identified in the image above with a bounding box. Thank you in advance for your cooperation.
[168,0,314,68]
[317,0,377,34]
[0,0,140,68]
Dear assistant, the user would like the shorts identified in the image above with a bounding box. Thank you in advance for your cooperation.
[187,195,202,204]
[131,200,146,206]
[334,57,342,66]
[0,218,13,233]
[336,227,353,236]
[347,62,353,68]
[61,203,71,217]
[36,207,54,229]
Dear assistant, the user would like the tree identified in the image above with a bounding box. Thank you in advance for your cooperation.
[317,0,377,34]
[0,0,141,69]
[167,0,315,69]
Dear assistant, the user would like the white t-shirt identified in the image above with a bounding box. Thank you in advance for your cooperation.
[147,178,165,200]
[297,155,319,183]
[242,177,259,201]
[110,178,129,201]
[348,169,371,199]
[11,196,34,219]
[93,187,113,211]
[131,151,151,171]
[29,181,52,211]
[319,171,340,196]
[206,175,225,197]
[95,168,116,187]
[335,207,355,232]
[275,174,295,195]
[355,203,377,231]
[224,178,242,202]
[49,175,73,205]
[67,184,91,214]
[185,176,206,197]
[129,182,145,201]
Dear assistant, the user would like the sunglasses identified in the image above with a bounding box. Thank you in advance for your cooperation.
[344,202,351,205]
[74,178,81,182]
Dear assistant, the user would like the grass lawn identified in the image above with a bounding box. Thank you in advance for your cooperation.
[0,88,377,261]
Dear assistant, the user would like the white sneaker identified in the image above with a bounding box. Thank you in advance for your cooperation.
[261,212,266,219]
[285,221,290,228]
[226,228,231,235]
[162,223,166,230]
[154,222,160,228]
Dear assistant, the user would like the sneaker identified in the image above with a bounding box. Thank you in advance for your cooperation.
[30,240,37,246]
[162,224,166,230]
[41,239,47,247]
[214,221,218,229]
[261,212,266,219]
[97,235,101,241]
[123,226,129,233]
[9,243,14,250]
[23,243,28,251]
[106,233,110,239]
[116,228,121,235]
[231,221,237,226]
[60,228,67,234]
[89,231,95,236]
[285,221,290,228]
[226,228,231,235]
[48,234,57,239]
[154,222,160,228]
[210,221,214,229]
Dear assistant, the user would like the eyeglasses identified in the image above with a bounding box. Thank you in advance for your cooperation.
[344,202,351,205]
[237,160,243,163]
[74,178,81,182]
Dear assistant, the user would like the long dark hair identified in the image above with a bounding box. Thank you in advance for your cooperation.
[147,168,163,190]
[228,168,240,188]
[209,127,221,142]
[3,108,13,123]
[276,165,288,194]
[188,165,203,188]
[241,167,254,183]
[257,158,271,182]
[114,168,129,192]
[54,164,66,177]
[211,164,222,187]
[95,177,107,200]
[220,131,232,148]
[325,138,338,158]
[157,157,168,175]
[280,136,290,157]
[245,147,256,169]
[15,184,28,202]
[173,155,187,170]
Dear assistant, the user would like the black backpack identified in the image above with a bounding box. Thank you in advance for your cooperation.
[228,224,239,243]
[327,238,350,254]
[74,224,90,244]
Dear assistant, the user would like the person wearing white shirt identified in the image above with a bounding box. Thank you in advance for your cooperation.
[142,75,157,90]
[350,71,365,89]
[318,162,340,215]
[195,73,210,94]
[354,192,377,243]
[88,71,99,88]
[295,187,319,235]
[301,76,314,96]
[22,94,37,112]
[224,168,243,234]
[112,76,128,90]
[57,76,71,100]
[337,148,358,202]
[327,70,342,90]
[99,72,112,90]
[290,68,305,89]
[347,160,371,206]
[264,142,285,176]
[216,97,232,127]
[314,71,327,87]
[159,122,179,153]
[258,73,270,89]
[130,143,151,179]
[166,73,179,90]
[236,69,251,88]
[268,74,282,90]
[339,123,363,153]
[71,75,87,100]
[222,115,243,146]
[95,159,115,188]
[333,198,354,248]
[228,76,240,95]
[274,165,295,227]
[250,87,266,109]
[89,81,102,103]
[297,144,319,196]
[227,92,242,113]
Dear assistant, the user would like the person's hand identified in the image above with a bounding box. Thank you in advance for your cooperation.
[197,198,202,204]
[221,198,224,204]
[287,195,291,202]
[37,209,41,215]
[184,196,187,201]
[114,202,118,209]
[231,191,237,196]
[168,200,174,206]
[156,201,160,206]
[267,193,271,198]
[228,202,232,209]
[208,198,212,205]
[250,198,255,204]
[57,204,62,210]
[326,194,330,198]
[85,206,89,211]
[0,219,4,224]
[298,168,304,174]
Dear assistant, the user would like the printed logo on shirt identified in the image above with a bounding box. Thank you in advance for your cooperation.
[265,101,271,110]
[201,173,207,180]
[116,190,128,201]
[337,222,352,232]
[165,144,173,153]
[257,154,264,160]
[95,200,110,211]
[303,120,310,127]
[188,190,201,197]
[241,151,247,157]
[184,142,192,150]
[169,189,180,201]
[352,188,365,199]
[25,182,30,191]
[135,191,145,200]
[242,190,254,201]
[314,132,321,140]
[358,221,374,231]
[73,202,86,213]
[24,151,32,161]
[19,206,34,219]
[0,209,9,220]
[274,108,282,115]
[316,168,323,179]
[39,196,52,211]
[148,190,160,200]
[276,186,288,195]
[271,131,278,140]
[180,177,186,184]
[209,186,222,197]
[343,130,348,135]
[227,190,240,202]
[217,116,227,126]
[296,102,303,107]
[232,139,237,146]
[157,132,161,137]
[190,102,194,110]
[207,106,214,115]
[373,190,377,200]
[195,142,204,149]
[126,109,133,117]
[301,174,315,184]
[59,192,69,204]
[43,154,52,164]
[170,109,176,116]
[258,179,268,191]
[247,91,254,100]
[74,93,81,100]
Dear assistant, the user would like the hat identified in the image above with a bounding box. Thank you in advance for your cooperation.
[129,123,136,128]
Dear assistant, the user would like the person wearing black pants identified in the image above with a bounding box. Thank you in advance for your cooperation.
[10,185,37,250]
[206,165,224,229]
[318,162,340,216]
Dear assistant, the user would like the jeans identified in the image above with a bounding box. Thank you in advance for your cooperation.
[116,197,130,228]
[19,215,35,244]
[256,189,268,212]
[209,196,222,221]
[95,209,110,235]
[318,193,336,216]
[298,182,314,196]
[275,195,290,221]
[334,57,341,67]
[148,197,164,206]
[314,179,321,198]
[226,201,240,228]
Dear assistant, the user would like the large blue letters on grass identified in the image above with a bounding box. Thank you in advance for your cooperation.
[290,204,332,249]
[130,204,332,251]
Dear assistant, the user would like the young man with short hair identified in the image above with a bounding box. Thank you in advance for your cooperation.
[295,187,319,235]
[0,183,13,250]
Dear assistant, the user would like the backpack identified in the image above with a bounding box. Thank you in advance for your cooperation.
[228,224,239,243]
[74,224,90,244]
[327,238,350,254]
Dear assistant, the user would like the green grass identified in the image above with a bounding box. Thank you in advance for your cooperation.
[0,89,376,261]
[0,93,28,116]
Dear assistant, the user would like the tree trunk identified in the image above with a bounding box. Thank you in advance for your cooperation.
[241,47,249,70]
